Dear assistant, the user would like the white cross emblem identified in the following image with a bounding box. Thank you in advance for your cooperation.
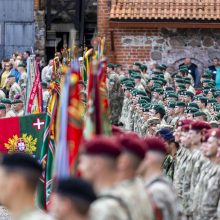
[32,118,45,131]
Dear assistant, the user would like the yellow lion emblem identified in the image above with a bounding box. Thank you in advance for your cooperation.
[4,134,37,154]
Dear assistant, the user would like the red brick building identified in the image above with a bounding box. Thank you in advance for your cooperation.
[98,0,220,70]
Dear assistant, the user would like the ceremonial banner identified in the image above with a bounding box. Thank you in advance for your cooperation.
[0,113,47,158]
[55,61,84,178]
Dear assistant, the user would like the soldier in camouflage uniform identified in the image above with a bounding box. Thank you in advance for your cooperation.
[156,128,178,181]
[108,73,121,125]
[7,74,21,100]
[173,122,192,217]
[182,121,211,219]
[139,136,178,220]
[116,134,154,220]
[0,98,16,118]
[12,99,24,116]
[78,136,132,220]
[198,129,220,220]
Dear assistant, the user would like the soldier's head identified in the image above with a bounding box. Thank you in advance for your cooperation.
[116,134,145,181]
[7,75,16,85]
[204,129,220,160]
[176,119,193,147]
[188,121,211,148]
[175,102,186,115]
[149,105,165,120]
[78,136,121,187]
[0,104,6,118]
[138,137,167,177]
[12,100,23,112]
[0,153,42,209]
[17,62,26,73]
[0,99,12,111]
[50,177,96,220]
[156,128,177,155]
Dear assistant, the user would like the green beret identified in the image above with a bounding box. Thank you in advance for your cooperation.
[197,96,208,102]
[177,84,186,90]
[184,79,191,84]
[156,65,166,71]
[152,88,163,94]
[178,90,187,96]
[184,91,194,97]
[0,104,6,110]
[135,90,147,96]
[12,99,23,104]
[1,99,12,105]
[165,87,175,92]
[152,71,163,75]
[139,96,151,103]
[165,93,178,99]
[18,62,26,68]
[175,75,182,79]
[167,102,176,108]
[133,74,141,79]
[140,65,147,71]
[139,100,148,106]
[214,92,220,98]
[176,102,186,107]
[207,98,217,104]
[186,107,199,114]
[107,63,115,68]
[193,111,207,117]
[188,102,199,109]
[124,86,133,91]
[179,65,188,72]
[133,62,142,67]
[175,79,184,84]
[151,104,166,116]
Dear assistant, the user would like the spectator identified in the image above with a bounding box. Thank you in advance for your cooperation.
[180,58,200,87]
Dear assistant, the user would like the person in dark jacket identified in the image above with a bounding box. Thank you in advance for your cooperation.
[180,58,200,87]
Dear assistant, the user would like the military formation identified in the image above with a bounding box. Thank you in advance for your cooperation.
[1,54,220,220]
[105,57,220,220]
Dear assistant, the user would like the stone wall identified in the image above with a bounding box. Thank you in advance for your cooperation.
[109,27,220,71]
[99,0,220,72]
[34,10,46,57]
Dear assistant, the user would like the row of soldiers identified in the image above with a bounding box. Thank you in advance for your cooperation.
[106,60,220,220]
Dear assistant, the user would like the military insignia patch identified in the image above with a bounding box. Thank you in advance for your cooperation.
[4,134,37,154]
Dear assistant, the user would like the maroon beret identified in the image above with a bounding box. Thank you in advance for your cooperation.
[144,137,167,154]
[112,125,124,136]
[190,121,211,131]
[82,136,121,158]
[117,135,145,159]
[181,124,191,132]
[177,119,193,128]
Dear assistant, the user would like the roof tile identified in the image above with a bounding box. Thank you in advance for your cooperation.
[110,0,220,21]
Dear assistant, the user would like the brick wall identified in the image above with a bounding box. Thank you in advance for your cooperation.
[98,0,220,71]
[98,0,159,68]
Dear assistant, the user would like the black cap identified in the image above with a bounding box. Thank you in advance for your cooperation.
[54,177,97,203]
[0,153,42,174]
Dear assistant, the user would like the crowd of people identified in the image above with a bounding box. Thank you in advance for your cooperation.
[1,53,220,220]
